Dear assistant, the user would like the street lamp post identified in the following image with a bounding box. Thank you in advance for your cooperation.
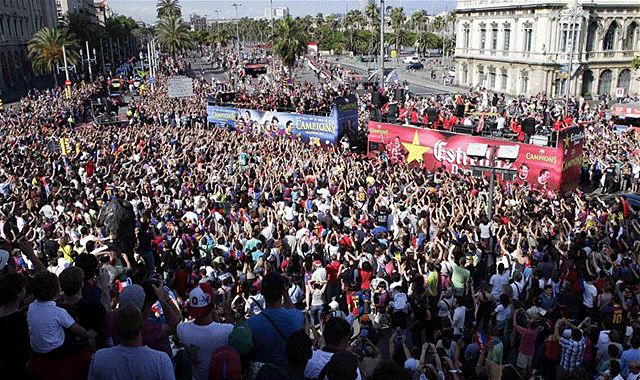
[564,1,584,104]
[232,3,242,59]
[100,39,106,73]
[59,45,73,99]
[85,41,95,81]
[378,1,385,86]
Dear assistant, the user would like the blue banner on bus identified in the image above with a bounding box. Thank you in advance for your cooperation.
[206,96,358,146]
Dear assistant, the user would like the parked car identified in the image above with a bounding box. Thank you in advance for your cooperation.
[403,56,420,64]
[406,62,424,70]
[359,55,376,62]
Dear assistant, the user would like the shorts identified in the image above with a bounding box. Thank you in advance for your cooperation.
[516,352,533,369]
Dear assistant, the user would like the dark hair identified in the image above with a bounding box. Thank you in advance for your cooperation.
[74,254,98,280]
[59,267,84,295]
[31,271,60,301]
[323,317,351,347]
[285,330,313,365]
[115,305,143,341]
[261,272,285,304]
[0,273,27,306]
[324,350,359,380]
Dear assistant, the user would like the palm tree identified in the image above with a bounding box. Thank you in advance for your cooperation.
[345,29,361,54]
[345,10,365,31]
[432,15,446,34]
[390,7,406,60]
[157,0,181,19]
[365,2,379,31]
[156,16,192,55]
[324,14,340,32]
[446,11,457,35]
[28,28,80,86]
[272,15,307,71]
[410,10,429,32]
[209,28,231,47]
[416,32,440,57]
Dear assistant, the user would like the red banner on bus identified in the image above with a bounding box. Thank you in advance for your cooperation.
[367,121,584,193]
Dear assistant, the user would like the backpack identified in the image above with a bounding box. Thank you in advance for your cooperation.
[341,268,361,290]
[513,281,528,302]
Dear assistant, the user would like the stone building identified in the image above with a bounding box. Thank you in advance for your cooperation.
[454,0,640,98]
[0,0,57,92]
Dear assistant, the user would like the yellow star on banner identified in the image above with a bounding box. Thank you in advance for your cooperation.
[402,131,430,164]
[562,136,570,148]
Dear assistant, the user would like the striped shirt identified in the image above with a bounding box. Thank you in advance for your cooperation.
[559,337,585,373]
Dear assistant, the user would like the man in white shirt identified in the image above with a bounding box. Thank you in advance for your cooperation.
[582,277,597,319]
[489,263,510,298]
[177,284,233,380]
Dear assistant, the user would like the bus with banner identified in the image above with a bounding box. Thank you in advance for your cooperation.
[207,95,359,147]
[367,121,584,192]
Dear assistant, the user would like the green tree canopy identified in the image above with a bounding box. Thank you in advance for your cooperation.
[273,15,308,69]
[28,28,80,86]
[157,0,181,19]
[156,16,192,54]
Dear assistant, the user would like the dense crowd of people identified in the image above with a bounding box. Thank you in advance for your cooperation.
[1,50,640,380]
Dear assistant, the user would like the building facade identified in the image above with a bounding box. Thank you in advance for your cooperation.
[0,0,57,92]
[454,0,640,98]
[263,7,290,20]
[56,0,96,24]
[94,0,112,26]
[190,14,207,31]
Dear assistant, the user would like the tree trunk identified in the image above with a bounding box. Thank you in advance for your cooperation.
[53,68,58,87]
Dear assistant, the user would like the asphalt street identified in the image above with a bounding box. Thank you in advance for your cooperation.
[186,55,458,96]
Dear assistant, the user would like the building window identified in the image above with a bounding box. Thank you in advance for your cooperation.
[462,64,468,84]
[586,21,597,52]
[524,27,533,52]
[491,25,498,53]
[480,26,486,53]
[521,71,529,93]
[504,27,511,52]
[604,22,618,51]
[598,69,612,95]
[624,22,638,50]
[488,67,496,88]
[478,65,485,86]
[463,24,470,49]
[500,68,507,90]
[618,69,631,92]
[559,22,579,52]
